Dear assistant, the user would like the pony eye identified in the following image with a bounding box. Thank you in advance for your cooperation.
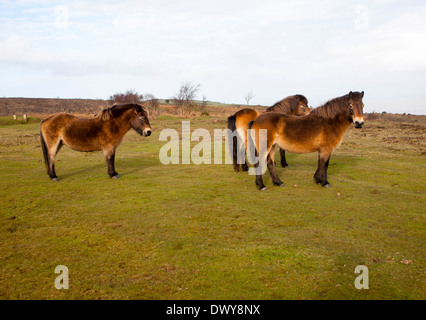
[349,104,353,109]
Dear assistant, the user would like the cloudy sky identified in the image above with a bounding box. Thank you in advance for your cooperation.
[0,0,425,114]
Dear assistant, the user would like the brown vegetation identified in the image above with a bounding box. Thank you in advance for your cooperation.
[0,97,246,119]
[0,98,106,118]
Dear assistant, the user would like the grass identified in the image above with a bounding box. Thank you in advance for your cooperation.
[0,116,40,126]
[0,116,425,300]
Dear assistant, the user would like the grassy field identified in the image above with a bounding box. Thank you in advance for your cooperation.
[0,114,424,300]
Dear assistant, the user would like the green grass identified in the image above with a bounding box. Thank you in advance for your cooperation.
[0,117,424,300]
[0,116,40,126]
[156,115,185,121]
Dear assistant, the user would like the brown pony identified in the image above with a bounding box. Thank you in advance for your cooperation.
[40,103,152,181]
[248,91,365,190]
[227,95,310,172]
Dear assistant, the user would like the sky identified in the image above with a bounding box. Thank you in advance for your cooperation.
[0,0,425,114]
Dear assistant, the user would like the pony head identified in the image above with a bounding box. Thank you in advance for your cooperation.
[295,94,310,116]
[348,91,365,128]
[131,104,152,137]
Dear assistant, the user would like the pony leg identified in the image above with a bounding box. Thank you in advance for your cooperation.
[242,141,249,172]
[232,135,241,172]
[47,152,58,180]
[227,114,240,172]
[251,141,264,190]
[103,147,119,178]
[241,162,249,172]
[279,148,289,168]
[47,142,61,181]
[267,149,284,186]
[254,160,266,190]
[232,128,248,172]
[236,130,247,172]
[254,146,272,191]
[314,151,332,187]
[249,127,273,190]
[48,141,63,181]
[240,127,250,171]
[40,124,62,181]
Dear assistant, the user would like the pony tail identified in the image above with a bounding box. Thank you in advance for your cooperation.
[248,120,254,130]
[247,120,257,164]
[40,123,49,173]
[227,114,238,169]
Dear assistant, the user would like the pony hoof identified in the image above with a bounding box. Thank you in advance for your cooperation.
[112,174,120,179]
[323,184,332,188]
[51,178,59,182]
[282,165,289,168]
[259,187,267,191]
[278,183,285,187]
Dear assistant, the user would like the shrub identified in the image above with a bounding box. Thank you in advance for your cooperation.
[110,89,143,104]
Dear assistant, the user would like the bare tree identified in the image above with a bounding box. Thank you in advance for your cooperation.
[172,82,201,115]
[245,91,255,105]
[143,93,162,118]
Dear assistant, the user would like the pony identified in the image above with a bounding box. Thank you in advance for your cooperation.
[40,103,152,181]
[227,94,310,172]
[248,91,365,190]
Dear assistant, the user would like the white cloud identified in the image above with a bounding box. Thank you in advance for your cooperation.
[0,35,158,77]
[0,35,58,64]
[328,6,426,73]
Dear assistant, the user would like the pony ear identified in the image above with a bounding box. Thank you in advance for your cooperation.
[361,91,364,98]
[348,91,353,99]
[132,105,139,115]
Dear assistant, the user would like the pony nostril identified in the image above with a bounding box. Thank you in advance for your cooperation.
[354,121,364,128]
[146,130,152,136]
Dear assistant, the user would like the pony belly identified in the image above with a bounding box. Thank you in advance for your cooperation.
[61,123,105,152]
[276,136,319,154]
[69,145,102,152]
[61,136,102,152]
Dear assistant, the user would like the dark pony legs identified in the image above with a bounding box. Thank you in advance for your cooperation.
[40,130,62,181]
[255,149,284,190]
[48,141,63,181]
[256,148,333,190]
[279,148,289,168]
[314,152,332,187]
[104,148,119,179]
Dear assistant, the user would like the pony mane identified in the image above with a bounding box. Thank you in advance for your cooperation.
[310,93,357,119]
[96,104,146,121]
[97,107,113,121]
[266,95,301,113]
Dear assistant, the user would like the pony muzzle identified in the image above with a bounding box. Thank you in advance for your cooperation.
[353,117,364,128]
[143,128,152,136]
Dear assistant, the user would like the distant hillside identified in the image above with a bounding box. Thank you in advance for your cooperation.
[3,97,421,122]
[0,97,258,118]
[0,98,109,116]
